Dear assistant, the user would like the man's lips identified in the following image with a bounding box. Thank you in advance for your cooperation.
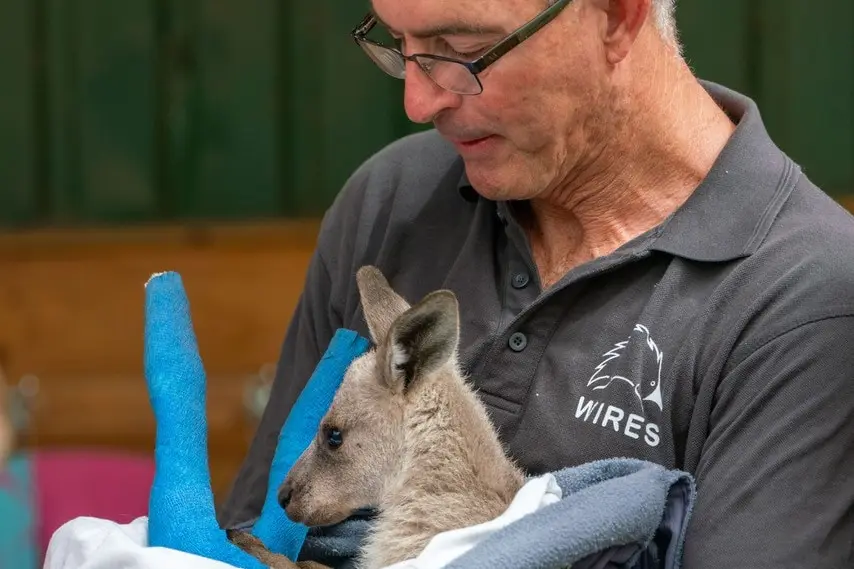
[438,125,498,153]
[438,126,493,144]
[445,134,497,150]
[457,135,493,146]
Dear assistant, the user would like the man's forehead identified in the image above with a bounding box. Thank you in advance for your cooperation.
[369,0,520,37]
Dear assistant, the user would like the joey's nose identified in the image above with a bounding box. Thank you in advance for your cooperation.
[277,481,293,509]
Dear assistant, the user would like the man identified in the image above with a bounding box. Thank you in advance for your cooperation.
[220,0,854,566]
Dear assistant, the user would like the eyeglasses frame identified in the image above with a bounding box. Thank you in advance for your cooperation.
[350,0,574,94]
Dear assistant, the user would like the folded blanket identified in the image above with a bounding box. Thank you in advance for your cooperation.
[445,458,694,569]
[298,458,695,569]
[298,510,375,568]
[44,516,236,569]
[41,473,561,569]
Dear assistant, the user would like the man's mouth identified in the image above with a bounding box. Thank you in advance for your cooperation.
[447,134,498,154]
[458,135,494,147]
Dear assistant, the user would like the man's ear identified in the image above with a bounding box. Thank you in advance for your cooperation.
[599,0,652,64]
[379,290,459,393]
[356,265,410,347]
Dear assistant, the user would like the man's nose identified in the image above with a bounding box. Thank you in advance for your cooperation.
[277,480,293,509]
[403,61,461,124]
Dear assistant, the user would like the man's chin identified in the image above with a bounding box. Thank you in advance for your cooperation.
[460,164,521,202]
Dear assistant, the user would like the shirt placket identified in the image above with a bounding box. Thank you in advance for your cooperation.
[473,203,655,438]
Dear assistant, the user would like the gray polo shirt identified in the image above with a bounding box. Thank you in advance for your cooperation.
[219,81,854,568]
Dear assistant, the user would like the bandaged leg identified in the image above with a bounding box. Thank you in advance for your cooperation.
[143,271,369,567]
[252,328,370,558]
[144,271,267,568]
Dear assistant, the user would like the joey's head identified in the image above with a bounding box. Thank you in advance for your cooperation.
[279,266,460,527]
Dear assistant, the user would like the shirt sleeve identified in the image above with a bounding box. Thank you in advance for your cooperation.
[215,145,384,530]
[682,313,854,568]
[215,246,340,530]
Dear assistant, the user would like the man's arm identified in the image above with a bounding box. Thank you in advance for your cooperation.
[683,312,854,568]
[215,137,386,530]
[214,130,459,530]
[216,249,340,529]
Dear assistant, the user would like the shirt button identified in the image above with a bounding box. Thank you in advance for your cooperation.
[508,332,528,352]
[511,272,530,289]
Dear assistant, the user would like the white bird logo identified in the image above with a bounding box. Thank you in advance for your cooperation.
[587,324,663,412]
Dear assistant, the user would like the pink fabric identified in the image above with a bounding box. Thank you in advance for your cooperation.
[33,449,154,554]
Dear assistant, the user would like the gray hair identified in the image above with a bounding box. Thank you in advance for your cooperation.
[652,0,681,53]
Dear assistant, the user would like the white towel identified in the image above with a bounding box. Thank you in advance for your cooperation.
[43,474,562,569]
[44,516,233,569]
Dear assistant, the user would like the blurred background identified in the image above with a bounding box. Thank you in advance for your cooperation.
[0,0,852,563]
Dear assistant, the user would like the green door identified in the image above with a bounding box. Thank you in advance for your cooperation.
[676,0,854,197]
[0,1,850,228]
[0,0,39,225]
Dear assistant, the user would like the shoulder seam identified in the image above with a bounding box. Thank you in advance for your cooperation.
[744,156,799,254]
[731,308,854,367]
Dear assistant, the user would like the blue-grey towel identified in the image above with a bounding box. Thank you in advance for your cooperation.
[298,458,695,569]
[298,509,376,568]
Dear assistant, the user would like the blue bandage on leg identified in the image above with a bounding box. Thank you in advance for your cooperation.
[253,329,370,558]
[143,271,370,566]
[144,271,264,567]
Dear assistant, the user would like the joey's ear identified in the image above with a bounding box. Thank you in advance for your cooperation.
[381,290,459,392]
[356,265,410,346]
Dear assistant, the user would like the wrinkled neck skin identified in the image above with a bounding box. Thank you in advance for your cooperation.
[524,50,737,287]
[357,370,525,568]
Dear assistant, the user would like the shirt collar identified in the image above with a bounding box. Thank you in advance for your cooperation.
[456,80,799,262]
[644,81,799,261]
[457,170,478,202]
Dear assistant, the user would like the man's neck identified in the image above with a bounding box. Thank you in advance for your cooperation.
[523,55,736,289]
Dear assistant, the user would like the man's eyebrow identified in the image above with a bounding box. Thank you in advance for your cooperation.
[370,9,506,38]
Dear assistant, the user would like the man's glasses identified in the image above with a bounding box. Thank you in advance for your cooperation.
[351,0,573,95]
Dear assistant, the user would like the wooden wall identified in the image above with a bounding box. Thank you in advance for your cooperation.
[0,219,320,501]
[4,196,854,501]
[1,0,851,229]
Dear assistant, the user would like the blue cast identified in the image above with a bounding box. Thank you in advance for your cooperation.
[143,271,369,566]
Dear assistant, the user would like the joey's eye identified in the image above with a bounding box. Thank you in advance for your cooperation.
[325,427,343,449]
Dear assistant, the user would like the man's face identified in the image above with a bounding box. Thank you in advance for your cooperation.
[371,0,612,201]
